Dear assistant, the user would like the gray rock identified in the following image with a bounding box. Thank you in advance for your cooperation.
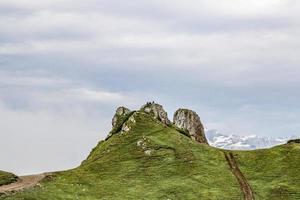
[121,123,130,132]
[112,107,131,128]
[173,109,208,144]
[140,102,171,125]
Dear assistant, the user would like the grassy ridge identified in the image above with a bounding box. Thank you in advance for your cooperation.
[1,111,300,199]
[1,112,241,199]
[0,171,17,186]
[235,144,300,200]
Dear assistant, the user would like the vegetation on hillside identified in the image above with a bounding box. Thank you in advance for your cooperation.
[1,109,299,199]
[1,112,241,199]
[234,143,300,199]
[0,171,17,187]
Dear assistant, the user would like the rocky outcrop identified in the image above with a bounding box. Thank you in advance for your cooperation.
[105,106,132,139]
[112,107,131,128]
[108,104,208,145]
[173,109,208,144]
[140,102,171,125]
[120,112,137,133]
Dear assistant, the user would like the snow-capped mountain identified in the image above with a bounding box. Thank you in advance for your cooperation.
[205,129,296,150]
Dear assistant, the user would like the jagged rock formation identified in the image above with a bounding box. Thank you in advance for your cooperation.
[140,102,171,125]
[109,102,172,138]
[109,104,208,145]
[105,106,132,139]
[173,109,208,144]
[112,107,131,128]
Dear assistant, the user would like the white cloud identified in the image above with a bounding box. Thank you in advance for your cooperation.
[0,0,73,10]
[0,71,145,112]
[204,105,300,137]
[0,71,70,86]
[1,0,299,84]
[0,102,108,175]
[71,88,124,102]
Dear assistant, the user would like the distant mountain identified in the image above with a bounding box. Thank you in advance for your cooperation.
[206,129,296,150]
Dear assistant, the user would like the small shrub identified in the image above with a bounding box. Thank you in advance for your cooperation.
[287,139,300,144]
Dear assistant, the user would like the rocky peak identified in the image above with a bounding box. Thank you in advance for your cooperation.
[140,102,171,125]
[173,109,208,144]
[109,104,208,145]
[112,106,131,128]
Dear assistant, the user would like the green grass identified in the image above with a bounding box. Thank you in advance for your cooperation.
[234,144,300,200]
[1,112,241,199]
[1,111,299,199]
[0,171,17,186]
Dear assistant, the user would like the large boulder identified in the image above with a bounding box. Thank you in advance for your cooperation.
[173,109,208,144]
[140,102,171,125]
[112,107,131,128]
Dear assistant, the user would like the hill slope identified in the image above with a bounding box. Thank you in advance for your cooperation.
[1,111,241,199]
[0,171,17,187]
[1,104,299,199]
[234,143,300,199]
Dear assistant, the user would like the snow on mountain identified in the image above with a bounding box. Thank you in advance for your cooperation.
[205,129,296,150]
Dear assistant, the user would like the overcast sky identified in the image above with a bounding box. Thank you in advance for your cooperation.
[1,0,300,175]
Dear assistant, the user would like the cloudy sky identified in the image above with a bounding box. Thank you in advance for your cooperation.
[1,0,300,175]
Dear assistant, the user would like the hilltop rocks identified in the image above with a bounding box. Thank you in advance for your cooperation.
[108,103,208,145]
[112,107,131,128]
[173,109,208,144]
[140,102,171,125]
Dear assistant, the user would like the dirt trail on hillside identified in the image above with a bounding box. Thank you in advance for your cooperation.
[224,152,255,200]
[0,173,50,194]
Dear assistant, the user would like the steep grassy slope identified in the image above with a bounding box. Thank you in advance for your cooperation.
[1,112,241,199]
[0,171,17,186]
[234,144,300,200]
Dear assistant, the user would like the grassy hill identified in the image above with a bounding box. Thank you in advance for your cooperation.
[0,171,17,186]
[235,143,300,199]
[1,109,299,199]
